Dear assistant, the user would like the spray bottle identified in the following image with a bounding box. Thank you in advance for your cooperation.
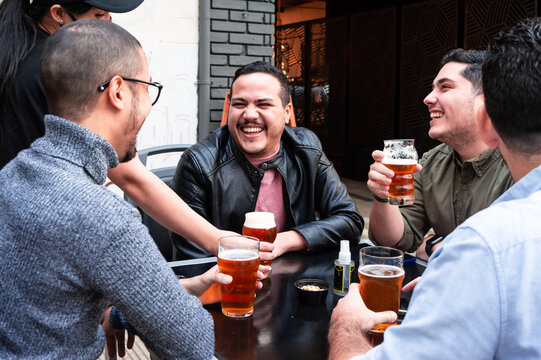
[333,240,355,296]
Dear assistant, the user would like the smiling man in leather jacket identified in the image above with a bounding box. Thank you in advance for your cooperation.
[171,61,363,260]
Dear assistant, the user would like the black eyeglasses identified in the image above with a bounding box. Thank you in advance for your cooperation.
[97,77,164,106]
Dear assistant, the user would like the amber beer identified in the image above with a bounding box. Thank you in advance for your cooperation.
[382,139,418,206]
[242,212,276,265]
[218,236,260,318]
[382,159,417,206]
[358,264,405,329]
[359,246,404,345]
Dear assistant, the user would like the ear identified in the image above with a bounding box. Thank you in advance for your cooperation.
[476,94,500,149]
[105,76,127,111]
[49,5,66,26]
[284,102,292,125]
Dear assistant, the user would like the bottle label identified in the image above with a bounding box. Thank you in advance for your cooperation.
[349,264,355,282]
[334,264,345,292]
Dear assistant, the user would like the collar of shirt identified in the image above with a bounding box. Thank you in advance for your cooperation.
[245,148,280,168]
[494,164,541,205]
[452,147,502,177]
[32,115,118,184]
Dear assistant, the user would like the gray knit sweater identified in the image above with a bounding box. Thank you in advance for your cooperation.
[0,116,214,359]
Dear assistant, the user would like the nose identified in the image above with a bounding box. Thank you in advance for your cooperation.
[243,106,258,120]
[424,90,436,106]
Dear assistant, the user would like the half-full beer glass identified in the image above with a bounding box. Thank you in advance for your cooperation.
[218,235,260,318]
[382,139,418,205]
[242,212,277,266]
[359,246,404,343]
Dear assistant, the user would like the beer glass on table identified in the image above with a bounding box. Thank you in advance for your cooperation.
[382,139,418,205]
[242,212,277,265]
[218,235,260,318]
[358,246,404,345]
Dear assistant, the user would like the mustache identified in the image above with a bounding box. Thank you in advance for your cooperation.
[238,120,265,127]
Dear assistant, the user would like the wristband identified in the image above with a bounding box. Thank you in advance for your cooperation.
[425,235,444,257]
[373,194,389,203]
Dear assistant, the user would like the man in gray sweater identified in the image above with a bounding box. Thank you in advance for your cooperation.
[0,20,218,359]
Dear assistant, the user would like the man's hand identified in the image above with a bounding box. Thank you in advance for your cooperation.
[402,276,421,293]
[328,283,397,360]
[101,306,134,358]
[180,265,265,305]
[273,230,309,258]
[258,241,275,279]
[367,150,422,200]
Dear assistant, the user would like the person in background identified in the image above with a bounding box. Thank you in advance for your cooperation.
[328,17,541,359]
[0,0,144,169]
[367,49,513,259]
[171,61,364,260]
[0,19,265,359]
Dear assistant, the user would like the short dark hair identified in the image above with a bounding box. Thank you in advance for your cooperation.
[231,61,291,107]
[441,48,485,94]
[483,18,541,154]
[40,19,143,120]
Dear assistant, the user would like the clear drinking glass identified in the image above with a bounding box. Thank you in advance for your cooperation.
[242,212,277,265]
[217,235,260,318]
[382,139,418,205]
[359,246,405,344]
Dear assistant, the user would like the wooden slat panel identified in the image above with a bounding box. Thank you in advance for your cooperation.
[399,0,458,155]
[465,0,536,49]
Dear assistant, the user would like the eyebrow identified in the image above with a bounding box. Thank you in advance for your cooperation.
[230,97,275,103]
[432,77,455,89]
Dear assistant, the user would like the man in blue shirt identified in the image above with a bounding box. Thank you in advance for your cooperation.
[328,17,541,359]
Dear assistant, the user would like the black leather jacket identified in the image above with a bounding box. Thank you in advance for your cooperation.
[171,126,363,260]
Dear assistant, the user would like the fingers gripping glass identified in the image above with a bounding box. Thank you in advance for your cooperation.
[97,77,163,106]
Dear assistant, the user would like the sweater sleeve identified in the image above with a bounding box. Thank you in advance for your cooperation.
[92,210,214,360]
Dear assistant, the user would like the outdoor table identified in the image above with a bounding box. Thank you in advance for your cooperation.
[169,244,426,360]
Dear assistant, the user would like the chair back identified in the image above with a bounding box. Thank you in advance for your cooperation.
[220,91,297,127]
[125,144,191,261]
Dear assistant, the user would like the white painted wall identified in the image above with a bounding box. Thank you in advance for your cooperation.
[114,0,199,169]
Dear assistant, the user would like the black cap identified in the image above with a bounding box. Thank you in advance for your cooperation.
[83,0,143,13]
[35,0,144,13]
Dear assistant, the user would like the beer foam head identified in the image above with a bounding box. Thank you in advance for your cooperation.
[359,264,405,278]
[382,158,418,165]
[219,248,259,261]
[244,212,275,228]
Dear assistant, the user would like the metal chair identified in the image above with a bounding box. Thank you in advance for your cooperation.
[125,144,191,262]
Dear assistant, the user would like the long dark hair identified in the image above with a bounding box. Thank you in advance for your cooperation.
[0,0,91,97]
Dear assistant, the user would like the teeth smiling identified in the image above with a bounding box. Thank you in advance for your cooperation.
[430,112,443,118]
[242,127,262,133]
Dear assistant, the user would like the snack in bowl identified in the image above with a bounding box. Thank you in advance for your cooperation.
[294,279,329,305]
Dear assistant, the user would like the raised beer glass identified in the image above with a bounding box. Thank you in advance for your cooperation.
[217,235,260,318]
[242,212,277,266]
[382,139,418,205]
[359,246,404,344]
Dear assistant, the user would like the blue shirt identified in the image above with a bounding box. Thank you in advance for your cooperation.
[358,164,541,359]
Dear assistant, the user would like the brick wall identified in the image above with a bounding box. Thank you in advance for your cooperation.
[208,0,276,131]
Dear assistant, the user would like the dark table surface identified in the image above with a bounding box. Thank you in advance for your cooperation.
[169,244,426,360]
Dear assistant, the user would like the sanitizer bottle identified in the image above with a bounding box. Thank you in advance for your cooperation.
[333,240,355,296]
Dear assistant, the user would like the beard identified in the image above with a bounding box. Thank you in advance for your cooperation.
[120,93,146,163]
[120,141,137,163]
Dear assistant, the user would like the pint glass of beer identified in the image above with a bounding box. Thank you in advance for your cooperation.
[382,139,418,205]
[359,246,404,343]
[242,212,277,265]
[218,235,260,318]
